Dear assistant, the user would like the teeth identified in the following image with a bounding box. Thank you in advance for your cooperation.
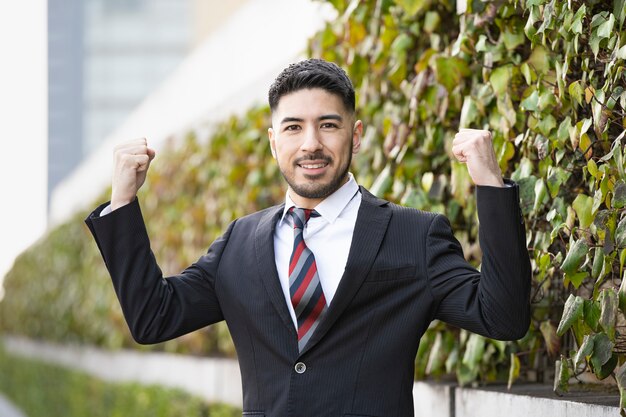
[301,163,326,169]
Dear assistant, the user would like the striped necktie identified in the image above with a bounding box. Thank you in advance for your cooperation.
[288,207,327,352]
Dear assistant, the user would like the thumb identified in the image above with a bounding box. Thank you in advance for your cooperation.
[147,147,156,161]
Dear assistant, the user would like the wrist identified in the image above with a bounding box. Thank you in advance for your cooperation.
[475,176,505,188]
[111,195,135,211]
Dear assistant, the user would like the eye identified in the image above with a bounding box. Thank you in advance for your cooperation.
[321,122,339,129]
[284,124,301,132]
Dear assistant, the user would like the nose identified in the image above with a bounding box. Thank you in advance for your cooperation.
[300,126,323,153]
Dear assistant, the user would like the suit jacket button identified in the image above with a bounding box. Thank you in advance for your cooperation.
[294,362,306,374]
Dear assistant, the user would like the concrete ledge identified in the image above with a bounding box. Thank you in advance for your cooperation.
[0,393,26,417]
[455,384,619,417]
[413,381,455,416]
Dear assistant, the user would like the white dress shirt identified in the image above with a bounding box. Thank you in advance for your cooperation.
[274,173,361,329]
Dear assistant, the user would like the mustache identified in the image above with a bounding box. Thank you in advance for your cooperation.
[294,153,332,165]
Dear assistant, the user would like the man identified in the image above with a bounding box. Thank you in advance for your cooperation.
[86,59,531,417]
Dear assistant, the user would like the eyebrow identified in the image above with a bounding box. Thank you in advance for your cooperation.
[280,114,344,125]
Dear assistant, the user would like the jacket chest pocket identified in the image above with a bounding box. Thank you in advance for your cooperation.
[364,265,416,282]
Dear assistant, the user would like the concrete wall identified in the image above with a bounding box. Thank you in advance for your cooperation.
[3,336,620,416]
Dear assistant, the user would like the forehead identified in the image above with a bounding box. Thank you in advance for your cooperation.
[272,88,349,119]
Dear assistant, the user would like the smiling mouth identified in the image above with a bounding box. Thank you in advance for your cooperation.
[299,162,328,169]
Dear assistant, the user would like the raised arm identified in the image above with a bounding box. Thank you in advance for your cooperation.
[426,129,531,339]
[84,139,228,344]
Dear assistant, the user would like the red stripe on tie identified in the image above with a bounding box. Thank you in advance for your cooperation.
[297,294,327,340]
[288,240,306,275]
[291,262,318,306]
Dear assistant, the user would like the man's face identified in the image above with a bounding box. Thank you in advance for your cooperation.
[268,88,362,208]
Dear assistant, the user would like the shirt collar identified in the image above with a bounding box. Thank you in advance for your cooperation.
[280,173,360,225]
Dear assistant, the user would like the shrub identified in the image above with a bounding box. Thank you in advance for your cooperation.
[0,341,241,417]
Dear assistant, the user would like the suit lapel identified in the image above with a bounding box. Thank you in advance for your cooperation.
[300,187,391,355]
[254,203,298,338]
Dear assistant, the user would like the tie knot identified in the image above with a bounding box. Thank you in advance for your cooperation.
[288,207,319,229]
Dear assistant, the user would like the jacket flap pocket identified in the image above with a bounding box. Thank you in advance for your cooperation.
[365,265,416,282]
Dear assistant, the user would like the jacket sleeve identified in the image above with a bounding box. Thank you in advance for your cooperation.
[84,199,234,344]
[425,180,531,340]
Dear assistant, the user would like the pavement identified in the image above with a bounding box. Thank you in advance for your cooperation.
[0,393,26,417]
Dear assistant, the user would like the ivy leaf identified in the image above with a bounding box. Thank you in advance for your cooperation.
[527,45,550,74]
[554,356,570,394]
[370,164,392,197]
[579,132,592,160]
[490,65,512,95]
[572,194,594,228]
[521,89,539,111]
[612,181,626,209]
[458,333,485,386]
[597,13,615,38]
[423,11,441,33]
[459,96,478,128]
[599,288,618,339]
[462,333,486,368]
[503,27,525,50]
[620,275,626,314]
[520,62,533,84]
[508,353,521,390]
[568,80,584,105]
[518,176,537,215]
[591,247,605,280]
[590,31,603,58]
[540,320,560,357]
[435,56,470,93]
[556,116,571,143]
[565,271,588,289]
[619,248,626,279]
[574,334,594,368]
[538,89,557,111]
[583,299,601,331]
[556,294,584,336]
[587,159,598,178]
[561,238,589,275]
[426,332,444,375]
[616,217,626,248]
[391,33,413,54]
[589,333,616,379]
[570,5,586,34]
[596,353,618,380]
[616,362,626,409]
[537,114,556,136]
[546,166,570,198]
[395,0,430,16]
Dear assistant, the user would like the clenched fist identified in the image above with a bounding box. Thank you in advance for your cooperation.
[452,128,505,187]
[111,138,156,211]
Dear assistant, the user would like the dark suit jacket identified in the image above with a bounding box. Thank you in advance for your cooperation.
[85,183,531,417]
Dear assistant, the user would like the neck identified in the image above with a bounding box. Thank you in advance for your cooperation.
[288,174,350,209]
[288,191,324,210]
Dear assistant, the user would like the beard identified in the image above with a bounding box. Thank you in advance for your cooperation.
[280,149,352,200]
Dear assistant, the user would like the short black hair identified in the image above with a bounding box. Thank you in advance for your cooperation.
[268,59,355,113]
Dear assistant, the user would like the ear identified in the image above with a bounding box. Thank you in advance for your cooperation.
[351,120,363,154]
[268,127,277,159]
